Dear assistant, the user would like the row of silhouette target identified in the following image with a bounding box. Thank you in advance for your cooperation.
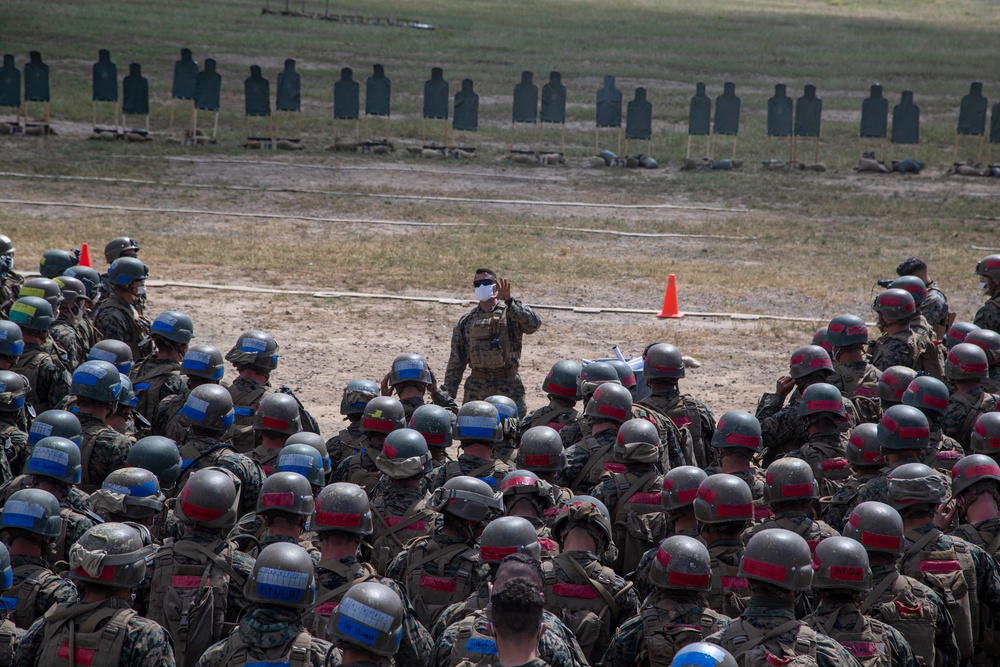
[2,49,1000,146]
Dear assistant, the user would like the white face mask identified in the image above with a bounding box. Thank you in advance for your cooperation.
[474,284,495,301]
[981,281,991,291]
[135,284,147,295]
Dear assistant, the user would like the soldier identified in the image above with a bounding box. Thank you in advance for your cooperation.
[877,365,917,409]
[896,257,951,338]
[93,257,152,360]
[228,471,319,561]
[888,461,1000,664]
[88,467,165,530]
[601,536,731,667]
[7,297,71,414]
[250,392,303,475]
[804,536,920,667]
[516,425,569,491]
[705,411,767,519]
[499,470,561,558]
[787,382,851,496]
[443,268,542,414]
[743,459,839,554]
[425,400,512,491]
[334,396,405,496]
[2,410,83,508]
[195,543,332,667]
[703,529,862,667]
[485,394,520,463]
[591,418,665,574]
[381,352,457,419]
[842,501,960,667]
[12,522,173,667]
[0,489,78,630]
[18,276,63,313]
[869,288,943,378]
[946,321,981,350]
[890,275,936,340]
[106,372,141,436]
[60,265,103,350]
[326,583,405,667]
[557,361,621,448]
[127,435,183,498]
[310,482,433,667]
[0,541,20,662]
[48,275,89,370]
[481,574,548,667]
[974,254,1000,333]
[86,338,133,374]
[0,370,29,484]
[178,383,265,516]
[68,360,133,491]
[966,329,1000,393]
[638,343,717,469]
[142,467,256,666]
[0,233,23,316]
[694,474,754,617]
[900,375,964,472]
[971,412,1000,463]
[408,403,454,467]
[821,423,886,533]
[812,326,832,353]
[97,236,141,311]
[947,455,1000,561]
[557,384,633,493]
[541,495,638,665]
[941,343,999,450]
[327,379,379,470]
[153,344,226,443]
[284,431,332,481]
[826,314,881,424]
[130,310,192,423]
[387,476,501,629]
[520,359,582,434]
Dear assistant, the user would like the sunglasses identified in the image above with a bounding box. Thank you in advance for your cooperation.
[473,279,496,287]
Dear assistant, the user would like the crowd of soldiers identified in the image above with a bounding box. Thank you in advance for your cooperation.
[0,233,997,667]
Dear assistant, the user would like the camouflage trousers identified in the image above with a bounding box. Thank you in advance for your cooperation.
[462,373,527,414]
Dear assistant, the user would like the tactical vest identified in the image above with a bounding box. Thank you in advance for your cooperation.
[80,420,116,491]
[467,306,512,371]
[306,559,377,641]
[0,618,15,666]
[37,598,139,667]
[148,537,243,667]
[954,523,1000,562]
[860,570,938,667]
[706,544,749,619]
[608,470,662,575]
[227,382,268,453]
[214,629,312,667]
[52,506,90,568]
[796,439,851,498]
[638,599,727,667]
[160,392,188,444]
[334,427,360,462]
[527,403,578,432]
[130,360,180,422]
[95,296,151,359]
[14,347,52,413]
[402,537,479,629]
[344,447,384,496]
[641,393,707,468]
[449,612,500,667]
[570,436,616,492]
[4,561,65,629]
[951,391,997,448]
[371,497,435,575]
[717,618,819,667]
[444,458,511,491]
[901,528,978,659]
[251,443,284,476]
[809,603,890,667]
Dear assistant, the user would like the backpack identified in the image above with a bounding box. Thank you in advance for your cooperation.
[808,603,891,667]
[344,447,384,496]
[14,347,51,413]
[0,618,16,666]
[638,599,727,667]
[371,497,435,575]
[449,612,499,667]
[7,561,67,629]
[706,544,749,619]
[306,559,377,641]
[214,629,312,667]
[569,436,616,493]
[608,470,662,575]
[130,360,181,422]
[717,618,819,667]
[37,598,138,667]
[860,571,939,667]
[402,537,479,629]
[444,459,510,491]
[227,382,268,453]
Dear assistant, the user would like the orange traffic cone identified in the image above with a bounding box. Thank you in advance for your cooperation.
[657,274,684,318]
[78,243,92,268]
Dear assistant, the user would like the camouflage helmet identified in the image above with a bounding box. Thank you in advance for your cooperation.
[408,404,453,450]
[584,383,632,425]
[811,327,832,353]
[887,462,946,509]
[388,353,432,387]
[877,366,917,405]
[313,483,373,535]
[889,276,927,308]
[253,393,303,435]
[87,339,134,374]
[551,495,614,554]
[328,582,403,657]
[20,277,63,309]
[971,413,1000,455]
[614,418,660,463]
[68,522,155,589]
[92,468,165,520]
[117,374,138,409]
[39,250,78,278]
[181,344,225,381]
[340,379,379,416]
[826,314,870,348]
[8,296,55,331]
[516,426,565,472]
[650,535,712,591]
[945,322,981,350]
[285,432,331,474]
[104,236,140,263]
[127,436,182,490]
[541,360,583,400]
[108,257,149,286]
[738,528,813,591]
[63,265,101,300]
[181,384,235,432]
[27,410,82,446]
[693,474,753,524]
[485,395,518,422]
[764,458,819,504]
[175,468,240,529]
[0,370,28,413]
[661,466,708,512]
[951,454,1000,497]
[966,329,1000,365]
[454,400,501,442]
[608,360,637,394]
[1,488,63,537]
[428,476,503,523]
[244,542,317,609]
[899,377,949,420]
[376,428,433,478]
[946,343,989,381]
[846,424,884,468]
[711,410,762,454]
[273,443,326,487]
[796,383,846,419]
[643,343,685,380]
[0,321,24,357]
[872,288,917,323]
[578,361,621,397]
[150,310,195,345]
[672,643,738,667]
[499,470,557,514]
[256,471,316,517]
[878,405,931,451]
[480,516,542,564]
[812,536,872,593]
[225,330,279,371]
[788,345,834,379]
[362,396,406,435]
[24,436,82,485]
[52,275,86,303]
[842,501,905,555]
[70,360,122,403]
[975,254,1000,282]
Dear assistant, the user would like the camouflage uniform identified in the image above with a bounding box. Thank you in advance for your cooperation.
[399,393,459,421]
[181,433,265,517]
[6,554,78,630]
[49,317,86,371]
[520,398,579,435]
[804,601,920,667]
[926,424,964,473]
[369,483,436,575]
[557,429,619,493]
[332,435,385,496]
[443,299,542,414]
[0,270,22,316]
[12,343,71,414]
[591,464,665,574]
[941,387,1000,451]
[53,505,95,567]
[423,452,511,493]
[742,512,839,550]
[227,376,270,453]
[325,420,363,472]
[830,360,882,424]
[985,369,1000,395]
[12,596,175,667]
[703,539,749,618]
[152,388,189,443]
[0,416,24,484]
[93,293,152,361]
[77,412,133,490]
[195,607,332,667]
[756,392,857,465]
[787,430,851,497]
[921,284,950,335]
[637,387,717,469]
[821,469,880,533]
[846,459,952,519]
[562,411,685,472]
[870,329,944,379]
[226,513,321,564]
[130,356,187,422]
[74,315,102,351]
[975,294,1000,334]
[0,475,91,513]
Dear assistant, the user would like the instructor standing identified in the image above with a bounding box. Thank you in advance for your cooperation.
[444,268,541,413]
